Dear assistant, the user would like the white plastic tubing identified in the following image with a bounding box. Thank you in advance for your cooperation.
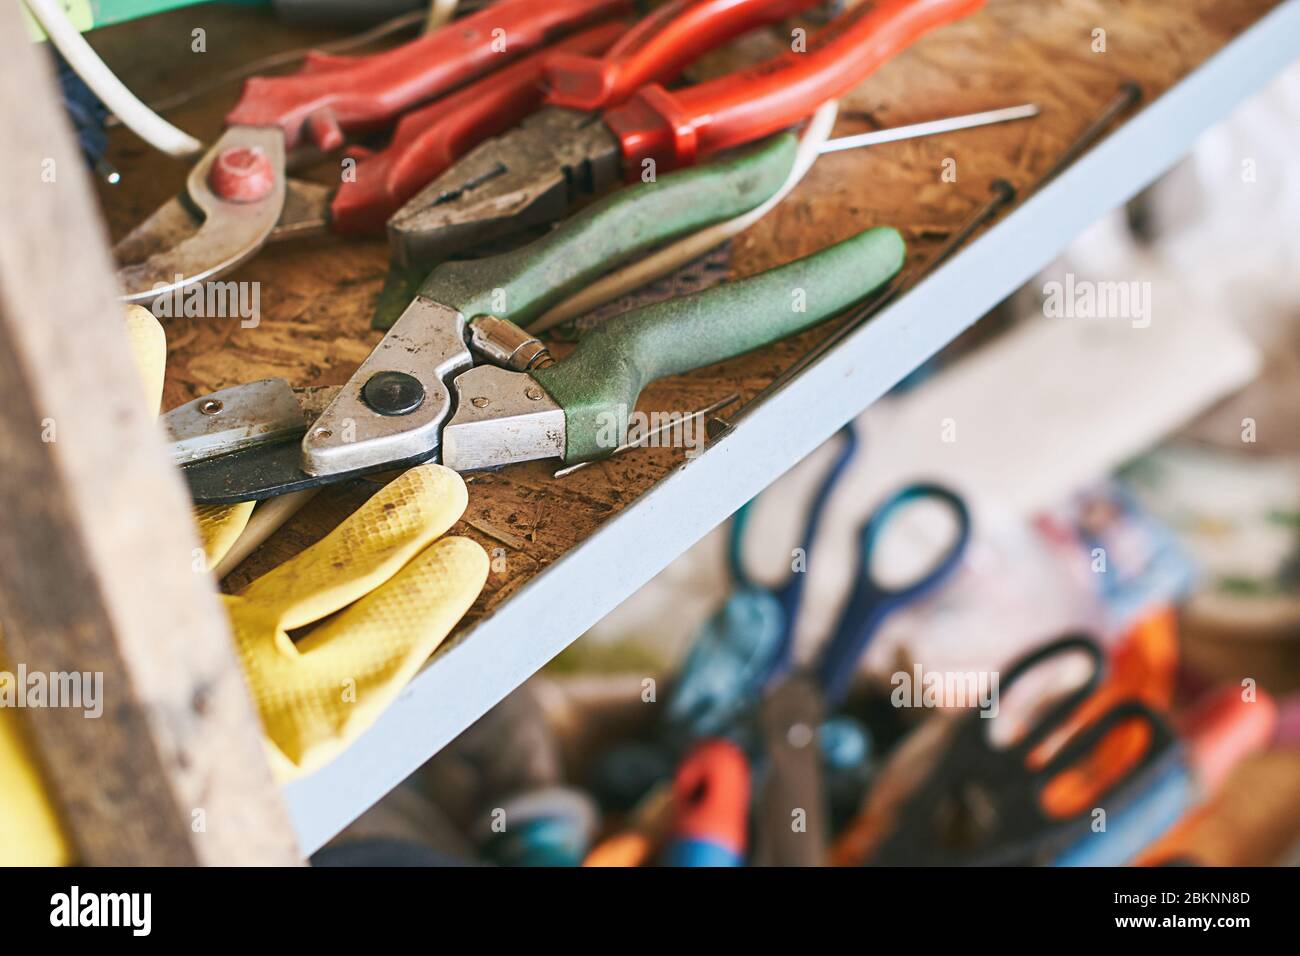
[531,99,840,333]
[25,0,203,157]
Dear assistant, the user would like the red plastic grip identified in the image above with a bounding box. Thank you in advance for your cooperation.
[671,739,751,853]
[605,0,985,174]
[1177,685,1278,793]
[543,0,821,112]
[226,0,633,149]
[331,21,625,236]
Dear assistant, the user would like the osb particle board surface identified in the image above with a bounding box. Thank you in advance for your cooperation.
[86,2,1277,635]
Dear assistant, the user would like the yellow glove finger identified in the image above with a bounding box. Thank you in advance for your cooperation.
[123,304,165,414]
[0,693,74,866]
[238,465,468,631]
[233,535,489,779]
[194,502,257,571]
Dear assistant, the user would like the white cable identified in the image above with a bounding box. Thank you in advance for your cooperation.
[25,0,203,157]
[531,99,839,333]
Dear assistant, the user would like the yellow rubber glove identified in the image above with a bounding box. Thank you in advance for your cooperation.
[132,306,489,778]
[124,304,256,563]
[220,464,488,781]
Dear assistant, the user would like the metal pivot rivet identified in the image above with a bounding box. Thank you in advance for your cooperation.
[313,427,332,440]
[199,399,224,415]
[787,722,815,749]
[471,396,489,408]
[362,371,425,416]
[525,386,543,402]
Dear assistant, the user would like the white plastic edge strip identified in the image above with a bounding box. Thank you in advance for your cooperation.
[25,0,203,157]
[531,99,840,333]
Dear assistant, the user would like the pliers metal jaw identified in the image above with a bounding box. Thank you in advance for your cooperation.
[388,109,623,269]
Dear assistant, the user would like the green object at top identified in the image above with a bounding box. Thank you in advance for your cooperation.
[26,1,268,39]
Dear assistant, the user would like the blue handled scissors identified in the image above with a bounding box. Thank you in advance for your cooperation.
[736,424,972,707]
[666,423,971,738]
[728,424,971,864]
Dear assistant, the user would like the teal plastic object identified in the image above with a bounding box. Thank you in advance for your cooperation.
[27,1,267,37]
[535,225,906,462]
[415,134,799,326]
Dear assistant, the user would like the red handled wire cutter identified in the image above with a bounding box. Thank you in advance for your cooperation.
[112,0,631,303]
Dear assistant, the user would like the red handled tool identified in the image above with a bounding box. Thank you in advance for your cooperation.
[113,0,630,302]
[663,739,751,867]
[295,0,826,235]
[543,0,820,112]
[386,0,841,266]
[388,0,984,268]
[330,21,626,236]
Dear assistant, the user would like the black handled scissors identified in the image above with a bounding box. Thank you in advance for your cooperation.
[861,634,1183,866]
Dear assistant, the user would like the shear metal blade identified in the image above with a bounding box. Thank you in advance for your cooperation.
[179,439,441,505]
[165,377,439,504]
[164,378,359,504]
[163,379,338,464]
[114,127,287,304]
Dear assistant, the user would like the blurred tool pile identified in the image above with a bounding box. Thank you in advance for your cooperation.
[318,421,1297,866]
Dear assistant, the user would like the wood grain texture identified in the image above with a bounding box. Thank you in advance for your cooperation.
[83,0,1287,861]
[0,2,298,865]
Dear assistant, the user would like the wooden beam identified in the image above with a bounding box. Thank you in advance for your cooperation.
[0,5,299,864]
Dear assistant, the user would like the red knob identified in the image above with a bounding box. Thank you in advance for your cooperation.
[208,146,276,203]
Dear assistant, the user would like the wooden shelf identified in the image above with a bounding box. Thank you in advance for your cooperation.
[86,0,1297,853]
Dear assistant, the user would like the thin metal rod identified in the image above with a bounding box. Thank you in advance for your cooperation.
[555,393,739,478]
[712,180,1016,437]
[819,103,1040,154]
[712,81,1142,438]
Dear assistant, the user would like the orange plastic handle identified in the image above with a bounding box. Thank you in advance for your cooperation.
[227,0,632,149]
[605,0,985,174]
[544,0,821,111]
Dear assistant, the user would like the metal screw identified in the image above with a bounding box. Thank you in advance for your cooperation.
[199,399,224,415]
[525,386,543,402]
[471,396,489,408]
[312,427,332,440]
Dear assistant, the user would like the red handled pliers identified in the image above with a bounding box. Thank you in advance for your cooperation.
[112,0,631,303]
[334,0,831,235]
[387,0,985,269]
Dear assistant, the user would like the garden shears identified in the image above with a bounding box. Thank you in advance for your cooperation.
[163,134,907,504]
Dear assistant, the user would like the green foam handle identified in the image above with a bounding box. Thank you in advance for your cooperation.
[535,226,906,462]
[417,133,799,327]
